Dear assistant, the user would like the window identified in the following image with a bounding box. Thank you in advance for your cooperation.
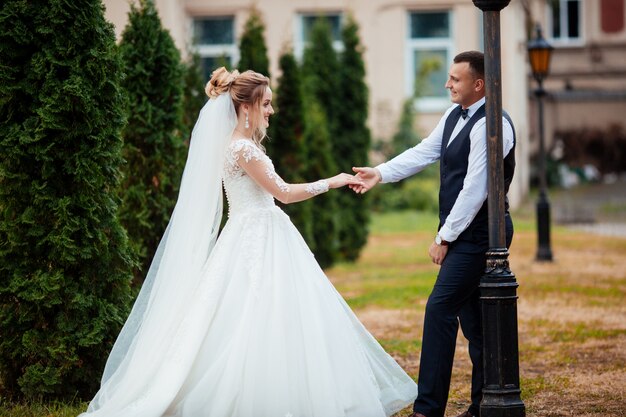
[294,12,343,59]
[406,11,454,111]
[192,16,238,81]
[547,0,583,44]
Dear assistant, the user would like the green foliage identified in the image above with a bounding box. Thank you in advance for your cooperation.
[0,0,134,399]
[301,17,342,267]
[301,17,341,139]
[303,102,339,268]
[182,51,207,144]
[266,51,314,246]
[335,15,371,261]
[118,0,186,281]
[371,56,442,211]
[369,164,440,213]
[237,8,270,77]
[387,57,442,159]
[389,99,422,159]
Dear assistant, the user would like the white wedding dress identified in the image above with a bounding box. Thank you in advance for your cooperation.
[81,96,416,417]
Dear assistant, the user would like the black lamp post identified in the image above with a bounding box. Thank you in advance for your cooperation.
[527,24,554,261]
[473,1,525,416]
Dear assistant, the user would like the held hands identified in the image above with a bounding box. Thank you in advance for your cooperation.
[326,173,365,189]
[349,167,381,194]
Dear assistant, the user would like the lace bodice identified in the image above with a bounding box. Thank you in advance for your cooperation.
[223,138,330,217]
[223,139,277,216]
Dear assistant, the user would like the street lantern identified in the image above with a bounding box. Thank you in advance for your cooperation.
[527,24,554,261]
[527,25,553,84]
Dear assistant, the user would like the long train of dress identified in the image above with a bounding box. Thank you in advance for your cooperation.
[82,139,417,417]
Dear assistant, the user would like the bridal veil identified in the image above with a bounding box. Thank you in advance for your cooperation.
[81,93,237,416]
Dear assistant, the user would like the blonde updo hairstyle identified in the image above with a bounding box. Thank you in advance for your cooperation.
[206,67,270,147]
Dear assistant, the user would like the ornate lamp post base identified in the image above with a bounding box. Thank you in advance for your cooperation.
[480,250,525,417]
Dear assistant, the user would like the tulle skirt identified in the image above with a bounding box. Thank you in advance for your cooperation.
[84,206,416,417]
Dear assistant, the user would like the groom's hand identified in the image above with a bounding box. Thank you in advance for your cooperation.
[428,241,448,265]
[350,167,381,194]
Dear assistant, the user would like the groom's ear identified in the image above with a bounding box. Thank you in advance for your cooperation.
[474,78,485,93]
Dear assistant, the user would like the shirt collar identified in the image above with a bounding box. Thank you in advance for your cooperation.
[462,97,486,119]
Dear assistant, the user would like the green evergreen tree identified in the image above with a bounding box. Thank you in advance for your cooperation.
[237,8,270,77]
[182,51,207,144]
[118,0,186,281]
[266,50,313,247]
[303,101,339,268]
[390,58,442,158]
[0,0,134,399]
[390,99,422,158]
[301,17,342,267]
[302,17,341,138]
[336,15,371,261]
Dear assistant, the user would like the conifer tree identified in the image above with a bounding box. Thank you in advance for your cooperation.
[303,101,339,268]
[301,17,342,268]
[182,51,207,144]
[302,17,341,138]
[266,51,313,247]
[390,99,421,158]
[118,0,186,281]
[238,8,270,77]
[0,0,133,399]
[336,15,371,261]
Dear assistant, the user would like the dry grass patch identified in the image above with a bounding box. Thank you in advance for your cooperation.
[327,213,626,417]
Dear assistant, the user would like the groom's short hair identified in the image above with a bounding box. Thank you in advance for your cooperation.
[453,51,485,81]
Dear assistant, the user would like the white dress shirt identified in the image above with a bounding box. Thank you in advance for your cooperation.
[376,97,514,243]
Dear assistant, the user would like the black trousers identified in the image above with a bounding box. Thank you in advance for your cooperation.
[413,215,513,417]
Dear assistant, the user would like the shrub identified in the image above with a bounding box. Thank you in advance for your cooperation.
[117,0,186,281]
[335,15,371,261]
[555,124,626,175]
[0,0,134,399]
[303,102,339,268]
[266,51,314,247]
[370,165,440,213]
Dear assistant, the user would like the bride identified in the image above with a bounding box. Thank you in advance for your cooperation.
[80,67,417,417]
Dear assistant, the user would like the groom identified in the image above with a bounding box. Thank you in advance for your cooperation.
[352,50,515,417]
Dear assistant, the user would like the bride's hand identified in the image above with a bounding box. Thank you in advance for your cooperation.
[326,173,365,189]
[350,167,381,194]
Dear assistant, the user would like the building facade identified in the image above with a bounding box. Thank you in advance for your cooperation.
[524,0,626,181]
[103,0,626,208]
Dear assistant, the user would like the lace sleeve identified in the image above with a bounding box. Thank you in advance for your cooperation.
[305,180,329,195]
[232,140,330,204]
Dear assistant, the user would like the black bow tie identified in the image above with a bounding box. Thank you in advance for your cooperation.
[460,108,469,119]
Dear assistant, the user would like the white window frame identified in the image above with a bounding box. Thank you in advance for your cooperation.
[294,12,344,60]
[405,10,454,112]
[190,16,239,75]
[546,0,584,46]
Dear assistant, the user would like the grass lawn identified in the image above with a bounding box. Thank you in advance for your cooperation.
[329,210,626,417]
[1,209,624,416]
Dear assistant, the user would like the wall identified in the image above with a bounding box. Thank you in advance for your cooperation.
[102,0,530,208]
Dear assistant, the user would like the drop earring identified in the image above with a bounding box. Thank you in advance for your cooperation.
[245,113,249,129]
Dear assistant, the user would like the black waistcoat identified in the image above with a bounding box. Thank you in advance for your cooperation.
[438,104,516,241]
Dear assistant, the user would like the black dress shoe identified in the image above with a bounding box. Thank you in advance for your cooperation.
[409,413,427,417]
